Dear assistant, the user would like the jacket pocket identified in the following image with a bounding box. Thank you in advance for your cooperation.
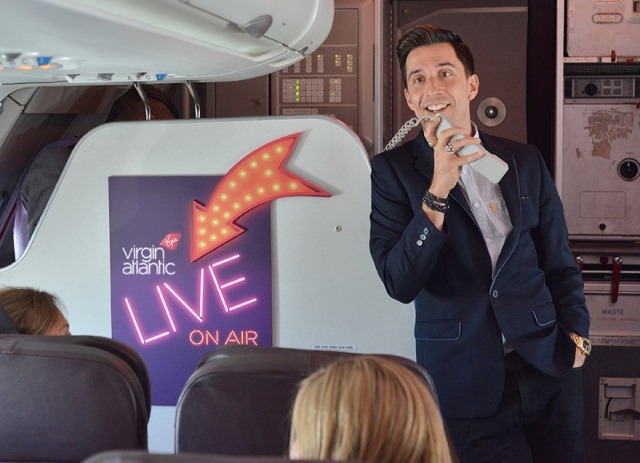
[532,302,556,326]
[415,320,461,340]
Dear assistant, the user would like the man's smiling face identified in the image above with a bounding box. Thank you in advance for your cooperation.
[403,42,479,135]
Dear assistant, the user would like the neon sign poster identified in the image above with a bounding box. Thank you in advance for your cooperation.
[109,133,331,406]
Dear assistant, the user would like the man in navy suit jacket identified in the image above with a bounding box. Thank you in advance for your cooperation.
[369,25,590,463]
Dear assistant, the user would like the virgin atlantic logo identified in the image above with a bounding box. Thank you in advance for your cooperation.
[161,233,181,250]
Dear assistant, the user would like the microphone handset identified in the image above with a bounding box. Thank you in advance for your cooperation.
[384,113,508,184]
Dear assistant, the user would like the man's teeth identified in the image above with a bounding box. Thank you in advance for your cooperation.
[426,104,447,111]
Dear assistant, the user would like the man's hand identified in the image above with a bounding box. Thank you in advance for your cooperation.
[422,115,484,197]
[573,347,586,368]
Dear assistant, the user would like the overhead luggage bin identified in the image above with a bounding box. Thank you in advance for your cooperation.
[0,0,334,88]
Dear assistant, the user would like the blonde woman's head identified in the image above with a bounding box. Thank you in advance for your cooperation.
[289,355,453,463]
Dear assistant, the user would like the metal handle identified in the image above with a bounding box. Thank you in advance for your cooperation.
[185,81,201,119]
[133,82,152,121]
[611,256,622,303]
[609,408,640,420]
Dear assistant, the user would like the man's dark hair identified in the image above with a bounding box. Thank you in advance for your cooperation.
[396,25,475,87]
[106,85,179,122]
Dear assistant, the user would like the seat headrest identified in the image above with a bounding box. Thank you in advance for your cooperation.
[197,345,437,396]
[14,334,153,416]
[83,449,358,463]
[176,345,438,456]
[0,334,149,462]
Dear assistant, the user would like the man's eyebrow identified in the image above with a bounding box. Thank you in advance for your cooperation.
[407,61,457,78]
[407,67,423,79]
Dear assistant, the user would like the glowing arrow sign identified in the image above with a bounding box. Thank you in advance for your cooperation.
[191,133,331,262]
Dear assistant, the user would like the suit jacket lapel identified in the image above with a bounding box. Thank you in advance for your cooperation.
[413,133,432,179]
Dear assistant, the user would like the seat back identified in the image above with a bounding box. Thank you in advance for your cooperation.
[27,334,152,417]
[175,345,438,456]
[0,334,149,462]
[83,450,355,463]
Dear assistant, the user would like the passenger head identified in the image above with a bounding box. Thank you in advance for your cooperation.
[105,84,179,122]
[0,286,70,335]
[397,24,475,86]
[289,355,453,463]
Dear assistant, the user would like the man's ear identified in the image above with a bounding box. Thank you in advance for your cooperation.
[468,74,479,102]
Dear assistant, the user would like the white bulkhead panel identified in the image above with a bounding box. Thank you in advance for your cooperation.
[0,115,414,450]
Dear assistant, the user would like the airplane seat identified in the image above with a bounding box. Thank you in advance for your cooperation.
[0,334,149,462]
[82,449,358,463]
[17,334,153,417]
[196,344,439,402]
[175,345,440,456]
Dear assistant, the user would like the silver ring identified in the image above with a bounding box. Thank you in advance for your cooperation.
[427,138,437,148]
[445,142,455,154]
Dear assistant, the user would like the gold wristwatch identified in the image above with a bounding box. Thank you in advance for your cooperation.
[570,332,592,356]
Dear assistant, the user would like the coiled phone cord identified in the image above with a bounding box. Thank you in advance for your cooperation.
[384,114,432,151]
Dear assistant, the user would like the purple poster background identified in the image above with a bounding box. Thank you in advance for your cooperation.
[109,176,272,406]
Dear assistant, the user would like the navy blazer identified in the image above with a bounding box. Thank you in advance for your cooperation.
[369,131,589,419]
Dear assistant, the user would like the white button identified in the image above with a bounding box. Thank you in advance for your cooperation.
[492,290,499,298]
[416,240,423,246]
[473,201,480,208]
[420,234,427,240]
[423,228,430,235]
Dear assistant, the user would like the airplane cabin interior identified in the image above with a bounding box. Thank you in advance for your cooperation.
[0,1,639,462]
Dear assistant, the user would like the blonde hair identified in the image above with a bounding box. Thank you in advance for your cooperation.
[0,286,65,335]
[289,355,453,463]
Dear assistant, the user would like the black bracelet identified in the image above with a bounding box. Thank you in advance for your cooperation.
[422,191,450,213]
[425,191,449,205]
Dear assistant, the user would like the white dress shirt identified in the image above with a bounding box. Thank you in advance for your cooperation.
[455,125,514,354]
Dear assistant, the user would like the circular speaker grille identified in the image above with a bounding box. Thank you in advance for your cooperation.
[477,97,507,128]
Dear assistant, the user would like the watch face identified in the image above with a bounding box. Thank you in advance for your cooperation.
[571,334,591,354]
